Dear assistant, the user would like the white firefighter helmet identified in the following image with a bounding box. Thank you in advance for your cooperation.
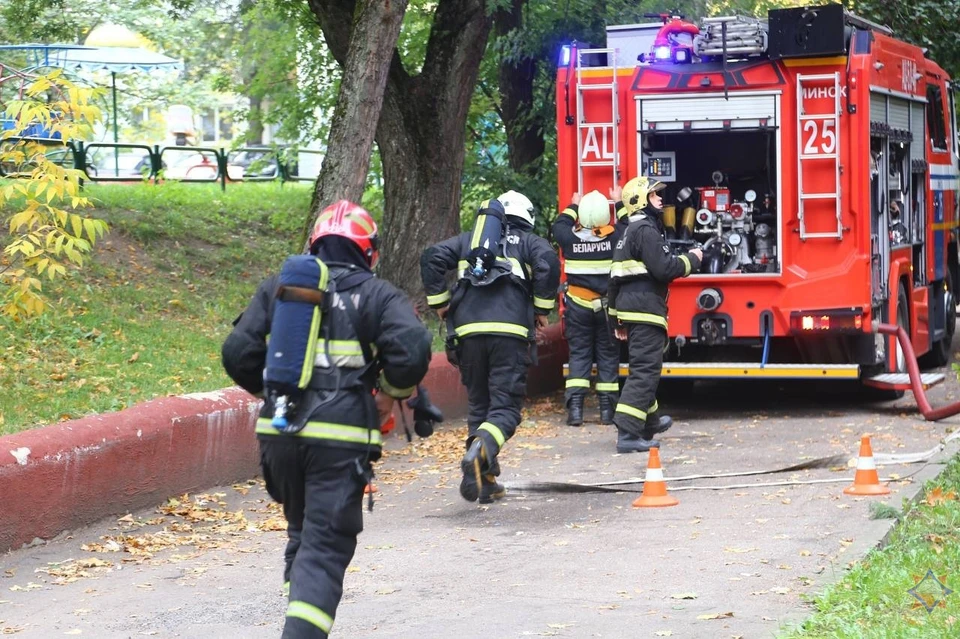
[577,190,611,228]
[622,176,666,215]
[498,190,535,226]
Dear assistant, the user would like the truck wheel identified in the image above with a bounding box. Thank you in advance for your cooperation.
[918,272,955,368]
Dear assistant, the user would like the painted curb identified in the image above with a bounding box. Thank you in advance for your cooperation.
[0,325,567,554]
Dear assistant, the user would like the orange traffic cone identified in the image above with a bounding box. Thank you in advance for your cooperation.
[632,448,679,508]
[843,435,890,496]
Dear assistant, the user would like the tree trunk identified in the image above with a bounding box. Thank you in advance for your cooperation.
[246,94,265,145]
[495,0,543,176]
[376,0,494,301]
[303,0,409,245]
[311,0,495,301]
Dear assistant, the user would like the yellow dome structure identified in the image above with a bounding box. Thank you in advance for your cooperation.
[84,23,155,50]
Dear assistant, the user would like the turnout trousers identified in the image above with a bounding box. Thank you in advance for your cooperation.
[563,295,621,406]
[458,334,531,466]
[613,322,666,439]
[260,438,370,639]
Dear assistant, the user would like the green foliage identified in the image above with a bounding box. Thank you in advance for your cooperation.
[848,0,960,79]
[1,70,108,319]
[780,453,960,637]
[0,181,312,433]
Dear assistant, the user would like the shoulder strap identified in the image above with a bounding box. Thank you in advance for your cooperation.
[330,270,375,365]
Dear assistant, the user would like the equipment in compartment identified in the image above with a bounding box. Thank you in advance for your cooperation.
[663,178,778,274]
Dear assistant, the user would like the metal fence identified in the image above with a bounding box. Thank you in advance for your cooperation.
[0,138,322,190]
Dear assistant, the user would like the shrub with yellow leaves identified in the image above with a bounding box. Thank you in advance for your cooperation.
[1,68,108,319]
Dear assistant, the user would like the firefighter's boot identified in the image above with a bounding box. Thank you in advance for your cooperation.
[479,475,506,504]
[567,394,585,426]
[460,437,499,503]
[598,395,615,425]
[643,413,673,439]
[616,429,661,453]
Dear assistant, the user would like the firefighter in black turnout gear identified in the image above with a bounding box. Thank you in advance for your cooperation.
[608,178,702,453]
[221,200,431,638]
[552,187,628,426]
[421,191,561,504]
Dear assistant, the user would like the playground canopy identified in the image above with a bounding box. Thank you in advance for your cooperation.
[0,43,184,145]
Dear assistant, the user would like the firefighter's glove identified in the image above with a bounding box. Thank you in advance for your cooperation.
[407,385,443,438]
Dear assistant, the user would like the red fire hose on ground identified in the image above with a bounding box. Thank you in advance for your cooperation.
[876,322,960,421]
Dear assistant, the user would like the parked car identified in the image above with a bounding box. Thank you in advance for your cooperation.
[90,151,153,179]
[226,148,281,180]
[161,151,219,180]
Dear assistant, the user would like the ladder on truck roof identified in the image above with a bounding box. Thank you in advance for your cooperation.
[797,72,844,240]
[575,47,619,197]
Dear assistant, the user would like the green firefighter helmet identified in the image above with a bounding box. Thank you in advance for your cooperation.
[577,190,611,229]
[622,176,666,215]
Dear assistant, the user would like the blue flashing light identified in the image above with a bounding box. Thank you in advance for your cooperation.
[674,48,689,63]
[654,45,672,61]
[559,45,572,66]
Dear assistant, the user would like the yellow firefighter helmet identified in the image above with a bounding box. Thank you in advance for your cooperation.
[622,176,666,215]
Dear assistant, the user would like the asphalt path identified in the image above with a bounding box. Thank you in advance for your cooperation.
[2,368,959,638]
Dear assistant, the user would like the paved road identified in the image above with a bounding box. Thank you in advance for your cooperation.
[2,374,958,638]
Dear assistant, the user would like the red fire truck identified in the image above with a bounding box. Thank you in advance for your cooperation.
[555,3,960,391]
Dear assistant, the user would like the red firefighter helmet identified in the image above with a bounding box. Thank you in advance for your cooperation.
[309,200,380,268]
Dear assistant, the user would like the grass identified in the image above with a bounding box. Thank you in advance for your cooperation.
[780,452,960,638]
[0,181,313,435]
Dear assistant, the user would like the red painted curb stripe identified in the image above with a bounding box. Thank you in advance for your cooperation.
[0,327,568,553]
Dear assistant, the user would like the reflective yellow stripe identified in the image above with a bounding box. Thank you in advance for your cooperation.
[534,296,555,310]
[455,322,528,338]
[596,382,620,392]
[470,211,486,248]
[679,254,691,276]
[283,581,290,597]
[615,403,647,421]
[648,400,659,413]
[286,600,333,633]
[608,307,618,317]
[616,311,667,328]
[504,257,528,279]
[562,207,578,220]
[564,259,612,275]
[479,422,506,447]
[567,293,594,309]
[565,378,590,388]
[315,339,367,369]
[256,418,382,445]
[317,339,364,356]
[610,260,648,278]
[296,259,329,389]
[427,290,451,306]
[379,372,414,399]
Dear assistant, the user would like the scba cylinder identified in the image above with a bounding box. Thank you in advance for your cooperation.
[467,199,505,277]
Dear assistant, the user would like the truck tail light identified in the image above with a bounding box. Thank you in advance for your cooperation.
[789,309,864,333]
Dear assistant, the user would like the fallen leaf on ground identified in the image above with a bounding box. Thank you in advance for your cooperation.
[697,612,734,620]
[925,487,957,506]
[655,631,673,637]
[375,588,398,595]
[724,547,757,554]
[671,592,698,599]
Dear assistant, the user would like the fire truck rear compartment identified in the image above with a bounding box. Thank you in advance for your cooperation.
[643,128,780,275]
